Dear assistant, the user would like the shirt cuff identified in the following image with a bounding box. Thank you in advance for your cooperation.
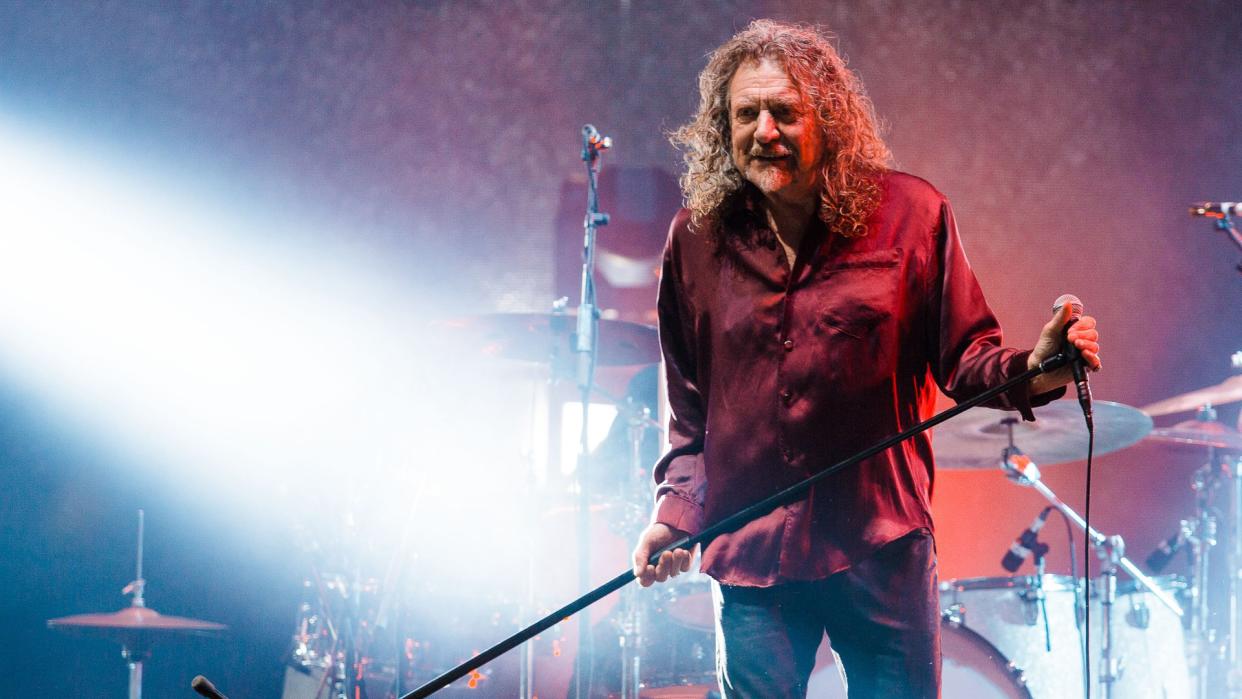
[1008,350,1068,421]
[654,493,704,536]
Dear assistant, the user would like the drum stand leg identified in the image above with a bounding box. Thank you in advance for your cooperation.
[1188,459,1221,699]
[618,400,654,699]
[1230,454,1242,698]
[122,645,148,699]
[618,584,645,699]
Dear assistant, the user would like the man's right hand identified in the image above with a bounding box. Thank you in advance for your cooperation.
[632,522,695,587]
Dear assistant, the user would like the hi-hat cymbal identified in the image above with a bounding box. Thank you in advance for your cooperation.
[1141,375,1242,417]
[437,312,659,367]
[933,400,1152,470]
[48,606,227,640]
[1147,419,1242,451]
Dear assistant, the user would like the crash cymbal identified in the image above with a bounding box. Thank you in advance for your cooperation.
[48,606,227,639]
[1141,375,1242,417]
[438,312,659,367]
[1147,419,1242,451]
[933,400,1152,469]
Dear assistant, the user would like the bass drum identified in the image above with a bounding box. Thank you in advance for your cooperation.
[806,623,1031,698]
[939,575,1191,699]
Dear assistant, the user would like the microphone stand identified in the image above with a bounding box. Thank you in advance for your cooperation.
[573,123,610,699]
[1215,213,1242,275]
[400,353,1075,699]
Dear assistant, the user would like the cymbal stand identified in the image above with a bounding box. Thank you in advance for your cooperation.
[121,509,148,699]
[573,123,611,699]
[1228,449,1242,698]
[1001,449,1184,699]
[618,398,654,699]
[1187,450,1222,699]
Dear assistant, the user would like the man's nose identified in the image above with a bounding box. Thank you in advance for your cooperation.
[755,112,779,143]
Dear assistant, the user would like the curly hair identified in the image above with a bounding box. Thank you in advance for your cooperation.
[672,20,892,239]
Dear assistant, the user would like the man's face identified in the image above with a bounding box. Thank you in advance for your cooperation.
[728,57,825,206]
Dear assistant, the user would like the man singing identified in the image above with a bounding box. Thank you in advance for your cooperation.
[631,20,1100,698]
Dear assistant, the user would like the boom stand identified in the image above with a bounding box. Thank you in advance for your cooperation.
[1001,449,1184,699]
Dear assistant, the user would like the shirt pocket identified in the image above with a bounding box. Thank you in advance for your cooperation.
[815,248,901,339]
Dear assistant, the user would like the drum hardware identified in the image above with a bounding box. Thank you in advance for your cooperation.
[1139,395,1242,699]
[1148,416,1242,452]
[1025,553,1053,652]
[932,400,1152,470]
[48,510,228,699]
[939,574,1191,699]
[998,429,1183,699]
[1229,451,1242,698]
[1141,375,1242,418]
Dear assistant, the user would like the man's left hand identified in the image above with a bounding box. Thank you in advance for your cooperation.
[1026,301,1101,396]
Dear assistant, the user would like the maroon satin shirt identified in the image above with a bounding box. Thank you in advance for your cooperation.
[652,171,1063,587]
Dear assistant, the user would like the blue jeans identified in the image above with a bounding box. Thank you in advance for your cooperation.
[712,528,940,698]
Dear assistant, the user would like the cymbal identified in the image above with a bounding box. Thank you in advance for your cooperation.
[1148,419,1242,451]
[438,312,659,367]
[48,606,227,640]
[1141,375,1242,417]
[933,400,1152,469]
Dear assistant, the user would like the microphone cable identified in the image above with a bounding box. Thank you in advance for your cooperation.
[1081,425,1095,699]
[1083,424,1092,695]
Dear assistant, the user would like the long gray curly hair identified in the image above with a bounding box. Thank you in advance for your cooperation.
[672,20,892,239]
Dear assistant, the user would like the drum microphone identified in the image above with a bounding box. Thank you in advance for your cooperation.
[1001,506,1054,573]
[1190,202,1242,218]
[1053,294,1093,429]
[1145,529,1187,573]
[191,675,230,699]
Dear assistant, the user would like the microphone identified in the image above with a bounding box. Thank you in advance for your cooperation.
[1190,202,1242,218]
[1001,506,1053,573]
[1052,294,1093,429]
[1145,529,1187,573]
[581,124,612,155]
[192,675,230,699]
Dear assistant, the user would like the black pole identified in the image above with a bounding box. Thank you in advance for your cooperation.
[401,353,1071,698]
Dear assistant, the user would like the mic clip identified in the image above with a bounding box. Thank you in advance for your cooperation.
[1037,351,1072,374]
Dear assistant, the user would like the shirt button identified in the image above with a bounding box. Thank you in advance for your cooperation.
[783,339,794,351]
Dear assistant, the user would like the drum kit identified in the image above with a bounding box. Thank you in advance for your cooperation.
[43,328,1242,699]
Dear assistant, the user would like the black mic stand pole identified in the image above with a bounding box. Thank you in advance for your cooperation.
[400,353,1075,699]
[572,124,610,699]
